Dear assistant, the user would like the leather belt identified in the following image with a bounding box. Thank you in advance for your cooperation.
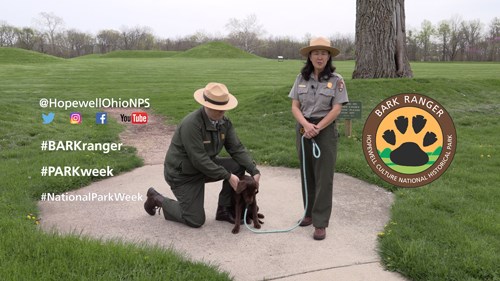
[305,117,324,125]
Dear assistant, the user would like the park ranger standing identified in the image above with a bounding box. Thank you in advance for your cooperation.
[289,37,349,240]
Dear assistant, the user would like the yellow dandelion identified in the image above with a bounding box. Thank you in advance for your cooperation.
[377,232,385,237]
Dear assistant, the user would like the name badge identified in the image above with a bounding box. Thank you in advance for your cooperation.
[298,84,306,88]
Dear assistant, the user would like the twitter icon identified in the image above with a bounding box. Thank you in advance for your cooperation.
[42,112,55,124]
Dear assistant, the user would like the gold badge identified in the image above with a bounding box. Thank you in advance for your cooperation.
[327,82,333,89]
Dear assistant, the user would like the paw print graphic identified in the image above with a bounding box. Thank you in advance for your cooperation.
[382,115,438,166]
[363,93,456,187]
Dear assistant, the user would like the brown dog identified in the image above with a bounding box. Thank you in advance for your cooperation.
[232,175,261,234]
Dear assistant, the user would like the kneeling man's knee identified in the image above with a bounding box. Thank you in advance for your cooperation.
[185,214,205,228]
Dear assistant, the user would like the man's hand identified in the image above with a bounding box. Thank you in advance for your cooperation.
[229,174,240,192]
[253,173,261,184]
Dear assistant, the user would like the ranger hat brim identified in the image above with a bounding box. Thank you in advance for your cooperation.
[193,82,238,111]
[300,36,340,57]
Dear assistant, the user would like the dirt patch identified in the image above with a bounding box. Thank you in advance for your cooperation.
[106,108,175,165]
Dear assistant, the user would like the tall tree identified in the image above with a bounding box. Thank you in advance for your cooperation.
[0,22,17,47]
[486,17,500,61]
[34,12,64,54]
[120,26,154,50]
[64,29,94,57]
[460,20,483,60]
[418,20,435,61]
[225,14,265,54]
[437,20,451,61]
[352,0,413,78]
[448,16,464,61]
[15,27,38,50]
[96,29,121,53]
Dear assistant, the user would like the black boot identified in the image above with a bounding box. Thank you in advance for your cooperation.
[215,206,236,224]
[144,187,165,216]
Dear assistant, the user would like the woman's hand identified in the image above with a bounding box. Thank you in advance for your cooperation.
[304,123,320,139]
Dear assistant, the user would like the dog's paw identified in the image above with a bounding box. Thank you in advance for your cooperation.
[254,223,261,229]
[232,227,240,234]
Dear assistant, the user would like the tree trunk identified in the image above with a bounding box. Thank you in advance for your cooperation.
[353,0,413,79]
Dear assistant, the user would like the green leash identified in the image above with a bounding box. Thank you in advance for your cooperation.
[244,134,320,233]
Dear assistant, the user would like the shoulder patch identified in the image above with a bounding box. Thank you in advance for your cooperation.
[337,79,345,92]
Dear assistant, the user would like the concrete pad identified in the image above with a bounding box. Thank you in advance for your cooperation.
[277,262,408,281]
[38,165,407,281]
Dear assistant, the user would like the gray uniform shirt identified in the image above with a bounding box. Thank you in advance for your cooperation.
[288,73,349,119]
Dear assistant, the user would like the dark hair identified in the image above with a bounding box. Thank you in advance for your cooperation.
[300,55,336,82]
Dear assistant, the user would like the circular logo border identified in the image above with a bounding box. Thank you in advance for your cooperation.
[362,93,457,188]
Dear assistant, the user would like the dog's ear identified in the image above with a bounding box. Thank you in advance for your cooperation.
[235,181,248,194]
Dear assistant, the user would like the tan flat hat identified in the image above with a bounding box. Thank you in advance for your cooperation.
[193,82,238,110]
[300,37,340,57]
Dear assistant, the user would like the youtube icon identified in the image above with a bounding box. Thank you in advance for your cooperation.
[131,112,148,124]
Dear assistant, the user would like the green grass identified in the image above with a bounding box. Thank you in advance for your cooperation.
[174,41,260,59]
[379,147,441,174]
[96,50,181,58]
[1,230,229,280]
[0,48,499,280]
[0,47,64,64]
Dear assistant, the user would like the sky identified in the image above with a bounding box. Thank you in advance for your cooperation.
[1,0,499,39]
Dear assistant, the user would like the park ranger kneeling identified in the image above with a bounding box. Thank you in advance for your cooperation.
[144,82,261,228]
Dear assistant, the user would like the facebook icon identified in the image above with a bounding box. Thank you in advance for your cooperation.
[96,112,107,124]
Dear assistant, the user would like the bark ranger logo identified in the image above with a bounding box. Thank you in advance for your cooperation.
[362,93,456,188]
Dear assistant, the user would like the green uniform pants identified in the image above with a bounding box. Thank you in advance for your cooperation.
[163,158,244,228]
[296,121,338,228]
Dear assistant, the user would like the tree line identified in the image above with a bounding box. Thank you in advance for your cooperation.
[0,12,498,61]
[407,16,500,61]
